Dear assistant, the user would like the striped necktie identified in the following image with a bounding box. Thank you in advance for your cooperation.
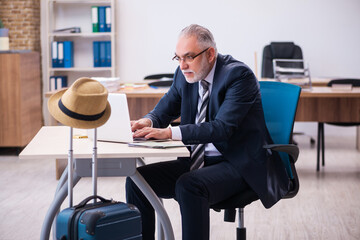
[190,80,210,170]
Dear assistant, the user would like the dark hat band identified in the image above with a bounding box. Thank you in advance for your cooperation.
[58,98,105,121]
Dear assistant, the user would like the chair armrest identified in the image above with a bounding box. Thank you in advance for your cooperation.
[263,144,299,163]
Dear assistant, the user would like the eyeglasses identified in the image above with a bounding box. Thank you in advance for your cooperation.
[172,47,210,63]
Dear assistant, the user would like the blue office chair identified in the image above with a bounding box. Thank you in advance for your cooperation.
[211,81,301,240]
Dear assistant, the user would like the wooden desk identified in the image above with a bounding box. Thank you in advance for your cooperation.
[117,86,360,122]
[261,77,330,87]
[44,78,331,121]
[296,87,360,122]
[118,86,360,151]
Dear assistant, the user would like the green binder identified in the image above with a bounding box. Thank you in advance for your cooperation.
[92,6,99,32]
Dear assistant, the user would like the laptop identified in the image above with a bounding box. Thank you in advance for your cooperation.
[89,93,183,148]
[92,93,135,143]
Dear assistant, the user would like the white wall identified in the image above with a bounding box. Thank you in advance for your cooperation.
[40,0,360,127]
[116,0,360,82]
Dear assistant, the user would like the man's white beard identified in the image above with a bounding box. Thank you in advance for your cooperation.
[182,58,211,84]
[182,70,198,83]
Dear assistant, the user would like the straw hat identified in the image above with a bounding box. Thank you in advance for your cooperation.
[48,77,111,129]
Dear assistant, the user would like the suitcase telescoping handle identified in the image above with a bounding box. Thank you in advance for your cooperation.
[68,128,98,207]
[92,128,98,203]
[74,195,111,209]
[68,127,74,207]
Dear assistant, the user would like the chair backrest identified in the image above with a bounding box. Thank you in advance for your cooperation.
[259,81,301,178]
[261,42,303,78]
[327,78,360,87]
[144,73,174,80]
[144,73,174,87]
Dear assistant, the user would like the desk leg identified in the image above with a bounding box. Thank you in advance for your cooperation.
[130,171,174,240]
[157,198,165,240]
[40,167,81,240]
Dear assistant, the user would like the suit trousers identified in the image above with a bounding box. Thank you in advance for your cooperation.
[125,156,250,240]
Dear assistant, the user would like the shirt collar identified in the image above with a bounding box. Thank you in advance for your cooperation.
[204,61,217,85]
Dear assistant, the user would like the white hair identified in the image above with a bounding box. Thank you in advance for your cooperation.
[179,24,218,55]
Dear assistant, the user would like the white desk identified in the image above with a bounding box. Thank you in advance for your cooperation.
[19,126,189,240]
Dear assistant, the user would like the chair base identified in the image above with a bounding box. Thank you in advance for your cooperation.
[237,227,246,240]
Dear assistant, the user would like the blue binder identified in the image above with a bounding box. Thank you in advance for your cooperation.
[93,41,100,67]
[56,76,68,89]
[51,41,58,68]
[105,41,111,67]
[105,6,111,32]
[49,76,56,91]
[57,42,64,68]
[98,6,106,32]
[99,41,106,67]
[63,41,74,68]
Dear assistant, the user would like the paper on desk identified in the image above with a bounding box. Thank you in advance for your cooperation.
[331,84,352,91]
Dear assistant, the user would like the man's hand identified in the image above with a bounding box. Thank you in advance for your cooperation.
[131,118,152,132]
[133,127,172,140]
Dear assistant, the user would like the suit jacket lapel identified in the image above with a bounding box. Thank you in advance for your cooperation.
[208,55,223,120]
[190,82,199,124]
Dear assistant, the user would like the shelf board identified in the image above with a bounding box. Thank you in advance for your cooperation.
[49,67,113,72]
[49,32,113,38]
[50,0,111,4]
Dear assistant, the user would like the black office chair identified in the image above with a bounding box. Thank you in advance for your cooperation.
[144,73,174,87]
[316,78,360,171]
[211,81,301,240]
[261,42,303,79]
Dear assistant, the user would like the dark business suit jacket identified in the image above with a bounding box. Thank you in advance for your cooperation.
[145,54,290,208]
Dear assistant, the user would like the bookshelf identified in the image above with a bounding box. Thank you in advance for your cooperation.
[43,0,116,93]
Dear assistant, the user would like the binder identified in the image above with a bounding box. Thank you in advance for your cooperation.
[99,41,106,67]
[91,6,99,32]
[105,41,111,67]
[49,76,56,91]
[98,6,106,32]
[63,41,74,68]
[56,76,68,89]
[63,41,73,68]
[105,6,111,32]
[93,41,100,67]
[57,42,64,68]
[51,41,58,67]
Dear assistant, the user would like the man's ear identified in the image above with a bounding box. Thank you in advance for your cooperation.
[207,47,216,63]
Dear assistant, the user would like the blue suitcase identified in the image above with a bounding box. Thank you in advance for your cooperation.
[56,195,141,240]
[55,128,142,240]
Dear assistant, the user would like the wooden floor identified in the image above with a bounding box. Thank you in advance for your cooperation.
[0,125,359,240]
